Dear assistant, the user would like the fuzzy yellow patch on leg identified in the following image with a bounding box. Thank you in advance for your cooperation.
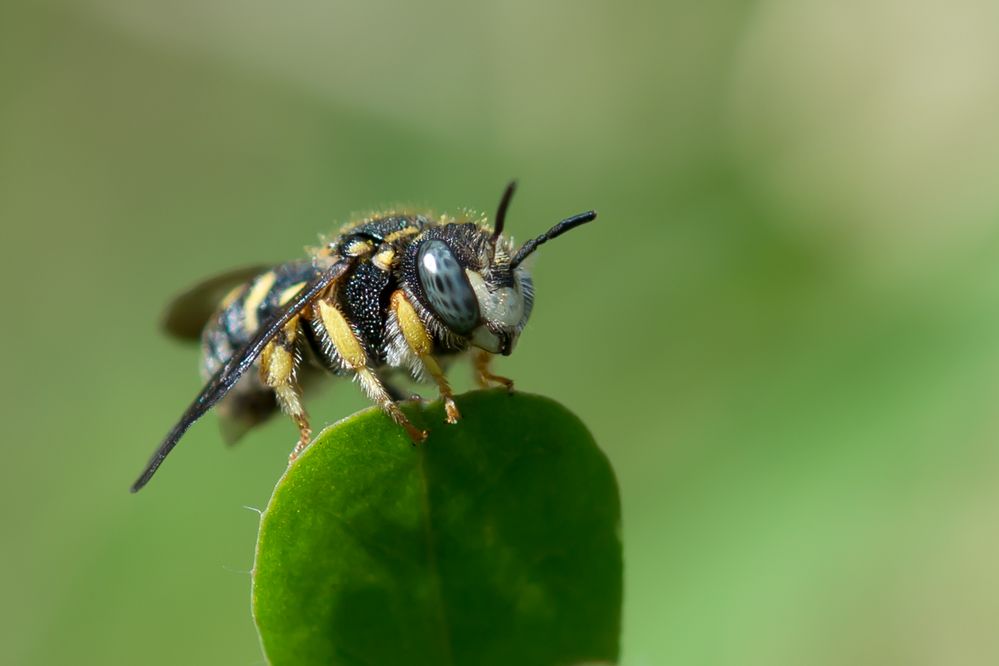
[391,290,432,355]
[473,349,514,391]
[259,316,312,459]
[391,290,461,423]
[317,296,426,442]
[263,344,294,386]
[317,300,367,368]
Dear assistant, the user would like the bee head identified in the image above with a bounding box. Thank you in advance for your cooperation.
[411,182,595,356]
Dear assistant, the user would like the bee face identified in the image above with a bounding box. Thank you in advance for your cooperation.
[464,261,533,357]
[407,225,534,355]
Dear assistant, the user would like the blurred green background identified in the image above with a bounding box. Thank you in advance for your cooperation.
[4,1,999,664]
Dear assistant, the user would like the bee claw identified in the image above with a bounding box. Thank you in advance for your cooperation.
[400,420,426,443]
[444,398,461,424]
[472,350,514,392]
[288,435,311,462]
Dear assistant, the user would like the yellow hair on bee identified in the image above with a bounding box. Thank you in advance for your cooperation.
[317,300,366,369]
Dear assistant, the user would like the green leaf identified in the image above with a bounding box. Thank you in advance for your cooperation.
[252,389,622,666]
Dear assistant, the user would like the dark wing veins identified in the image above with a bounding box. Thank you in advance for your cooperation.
[131,258,354,492]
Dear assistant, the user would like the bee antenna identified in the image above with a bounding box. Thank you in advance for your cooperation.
[510,210,597,268]
[492,180,517,241]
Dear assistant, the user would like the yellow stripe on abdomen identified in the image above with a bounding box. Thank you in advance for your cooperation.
[244,271,277,332]
[278,281,306,306]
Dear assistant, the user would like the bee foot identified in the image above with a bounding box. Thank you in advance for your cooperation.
[444,398,461,424]
[405,425,429,444]
[289,438,310,462]
[489,376,515,393]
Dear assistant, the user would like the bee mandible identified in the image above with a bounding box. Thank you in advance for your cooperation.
[131,182,595,491]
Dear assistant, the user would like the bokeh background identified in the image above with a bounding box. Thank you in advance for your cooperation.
[4,1,999,664]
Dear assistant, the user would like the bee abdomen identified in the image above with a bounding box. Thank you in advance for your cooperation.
[200,261,319,377]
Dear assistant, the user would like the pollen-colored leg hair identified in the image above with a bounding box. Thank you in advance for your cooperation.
[390,290,461,424]
[259,316,312,459]
[473,349,514,391]
[316,298,428,442]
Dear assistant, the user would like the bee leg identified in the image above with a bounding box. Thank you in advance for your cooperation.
[357,368,429,443]
[473,350,514,392]
[259,317,312,459]
[390,291,461,424]
[422,354,460,424]
[316,299,428,443]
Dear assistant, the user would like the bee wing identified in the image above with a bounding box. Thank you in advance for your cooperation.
[162,265,271,341]
[131,258,354,492]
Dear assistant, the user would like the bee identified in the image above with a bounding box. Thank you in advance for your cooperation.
[131,182,595,492]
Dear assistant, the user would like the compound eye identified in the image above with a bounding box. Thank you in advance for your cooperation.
[417,240,480,334]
